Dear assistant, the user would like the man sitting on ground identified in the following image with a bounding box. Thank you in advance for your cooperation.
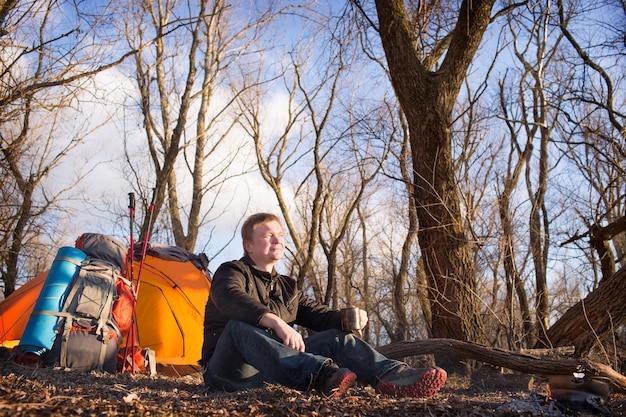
[200,212,447,398]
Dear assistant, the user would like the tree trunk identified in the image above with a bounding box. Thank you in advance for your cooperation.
[374,0,495,373]
[539,266,626,357]
[2,143,35,296]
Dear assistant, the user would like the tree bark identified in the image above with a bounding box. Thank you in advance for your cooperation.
[539,266,626,357]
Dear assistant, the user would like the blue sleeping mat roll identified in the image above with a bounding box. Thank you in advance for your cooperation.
[18,246,87,355]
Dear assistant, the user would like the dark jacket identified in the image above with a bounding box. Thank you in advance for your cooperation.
[200,255,342,365]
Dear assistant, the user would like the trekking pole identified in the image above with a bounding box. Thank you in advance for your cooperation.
[122,193,136,374]
[127,192,135,292]
[129,187,157,374]
[135,187,156,295]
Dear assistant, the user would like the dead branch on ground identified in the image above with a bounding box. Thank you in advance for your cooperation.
[377,338,626,393]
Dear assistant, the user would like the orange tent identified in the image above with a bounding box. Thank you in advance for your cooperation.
[0,271,48,349]
[0,246,211,375]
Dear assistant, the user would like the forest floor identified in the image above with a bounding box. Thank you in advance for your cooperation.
[1,356,625,417]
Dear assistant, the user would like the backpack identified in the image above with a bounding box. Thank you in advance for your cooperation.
[44,260,122,372]
[75,233,127,270]
[75,233,134,337]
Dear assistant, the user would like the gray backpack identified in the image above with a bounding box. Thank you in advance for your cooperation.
[45,260,121,372]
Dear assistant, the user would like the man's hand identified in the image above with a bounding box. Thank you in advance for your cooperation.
[259,313,305,352]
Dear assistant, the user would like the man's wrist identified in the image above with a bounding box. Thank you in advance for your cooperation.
[259,312,278,329]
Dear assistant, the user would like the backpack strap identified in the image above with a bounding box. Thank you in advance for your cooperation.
[95,271,116,336]
[57,270,86,369]
[97,324,111,371]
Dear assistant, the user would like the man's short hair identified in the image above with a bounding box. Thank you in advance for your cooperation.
[241,213,282,244]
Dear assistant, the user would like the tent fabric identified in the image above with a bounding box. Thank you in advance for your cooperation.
[0,247,211,372]
[0,271,48,348]
[131,253,210,365]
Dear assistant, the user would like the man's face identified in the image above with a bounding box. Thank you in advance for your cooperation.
[244,220,285,268]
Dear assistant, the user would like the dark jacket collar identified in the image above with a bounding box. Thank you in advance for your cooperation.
[240,255,280,282]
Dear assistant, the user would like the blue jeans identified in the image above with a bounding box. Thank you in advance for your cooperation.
[204,320,401,392]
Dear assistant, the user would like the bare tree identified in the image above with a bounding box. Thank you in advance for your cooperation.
[366,102,427,344]
[0,0,131,296]
[237,5,392,311]
[497,0,571,347]
[540,0,626,356]
[369,0,502,373]
[389,111,420,342]
[495,76,534,349]
[235,48,322,295]
[554,0,625,282]
[121,0,285,251]
[318,135,389,306]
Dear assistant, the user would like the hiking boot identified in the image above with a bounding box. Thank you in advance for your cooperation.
[315,363,357,397]
[375,365,447,399]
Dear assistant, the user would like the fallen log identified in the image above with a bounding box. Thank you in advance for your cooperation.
[376,338,626,393]
[519,346,576,357]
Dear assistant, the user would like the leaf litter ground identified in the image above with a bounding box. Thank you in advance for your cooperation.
[1,359,625,416]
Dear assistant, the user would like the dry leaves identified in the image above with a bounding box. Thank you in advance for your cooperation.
[0,360,625,416]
